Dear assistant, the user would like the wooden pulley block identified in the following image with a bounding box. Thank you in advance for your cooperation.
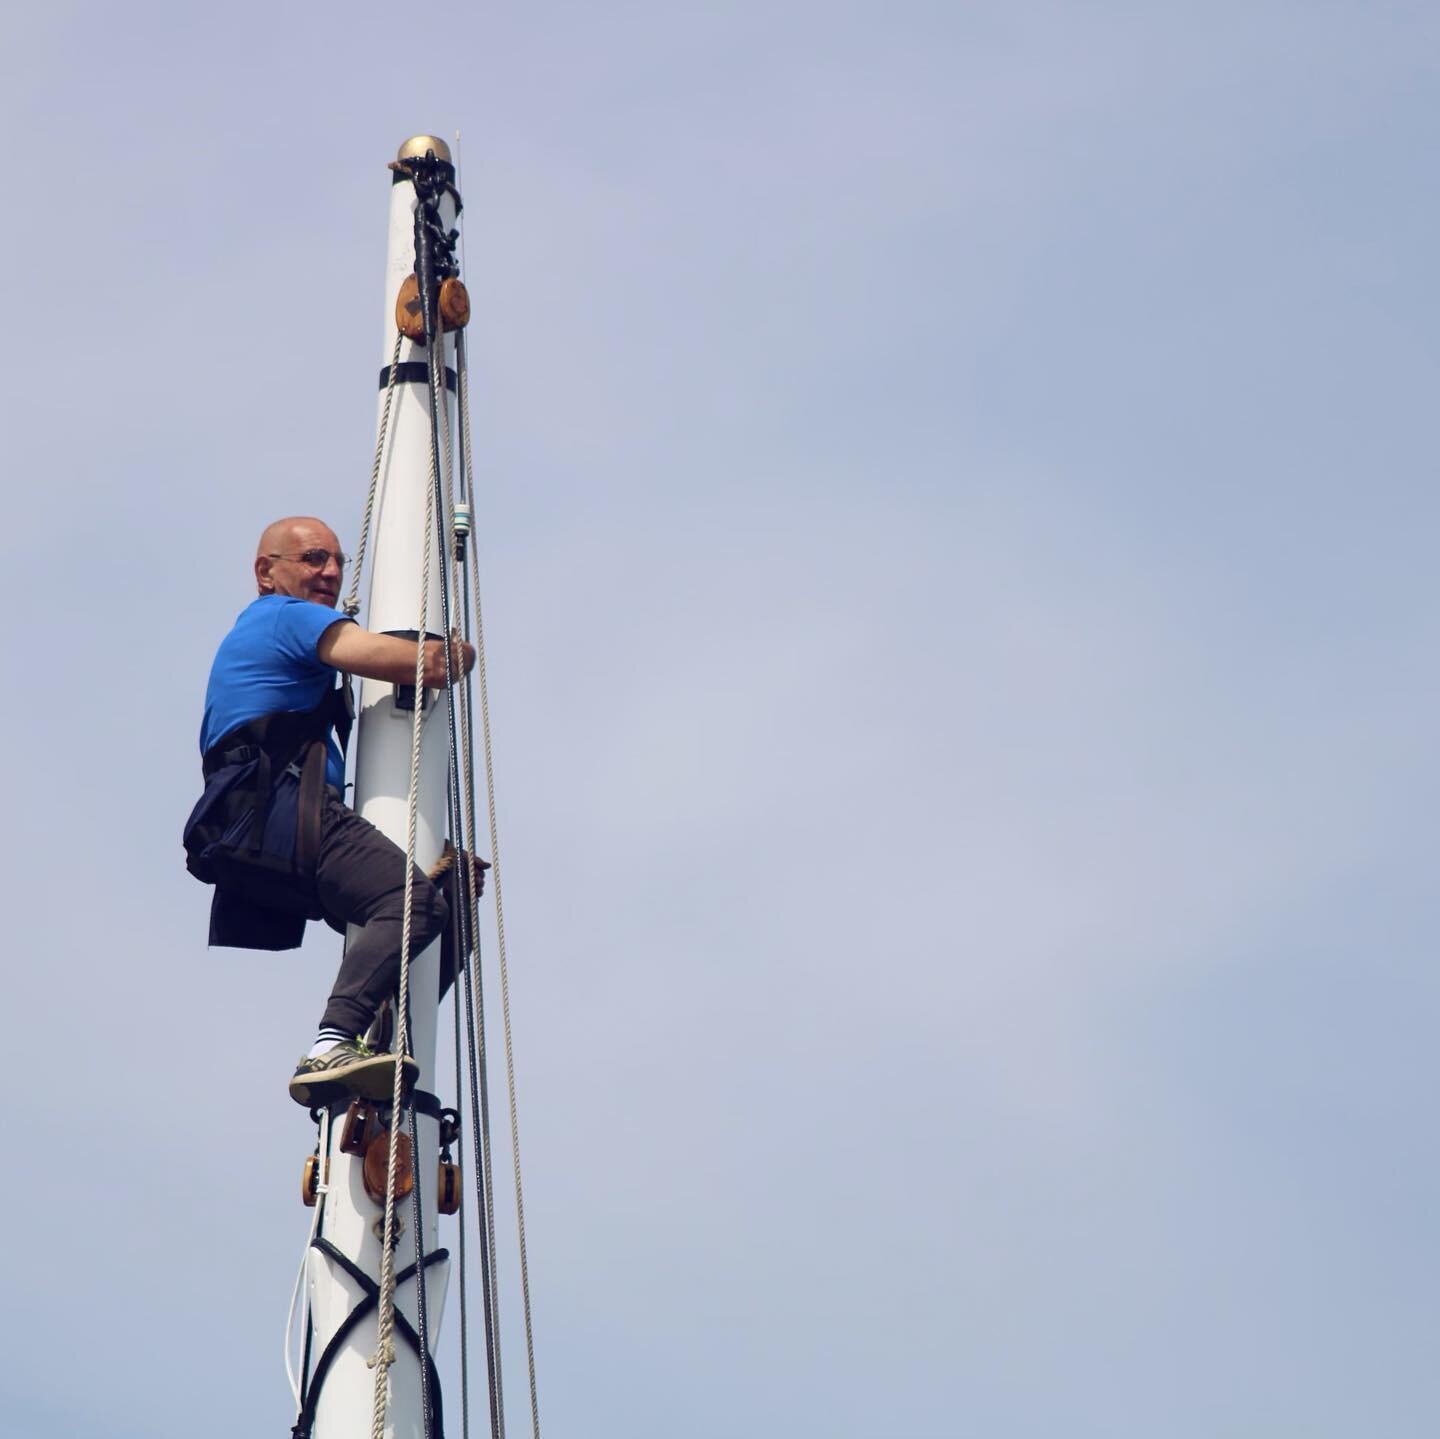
[437,1161,461,1216]
[395,273,471,343]
[438,277,470,331]
[301,1154,323,1208]
[340,1100,380,1156]
[396,274,427,344]
[362,1128,415,1206]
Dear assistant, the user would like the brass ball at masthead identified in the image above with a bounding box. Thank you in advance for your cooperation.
[396,134,452,164]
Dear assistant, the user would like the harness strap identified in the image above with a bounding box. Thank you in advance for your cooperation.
[295,740,329,873]
[199,675,355,863]
[204,742,261,773]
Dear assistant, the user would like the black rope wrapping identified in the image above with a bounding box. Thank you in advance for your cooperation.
[291,1240,450,1439]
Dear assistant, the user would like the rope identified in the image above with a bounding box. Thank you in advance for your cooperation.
[346,331,404,618]
[406,295,463,1439]
[368,394,435,1439]
[457,326,543,1439]
[287,1106,332,1410]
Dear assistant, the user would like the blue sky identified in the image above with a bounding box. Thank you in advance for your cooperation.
[2,2,1436,1435]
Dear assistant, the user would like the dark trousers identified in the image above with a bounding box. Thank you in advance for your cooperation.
[313,795,454,1039]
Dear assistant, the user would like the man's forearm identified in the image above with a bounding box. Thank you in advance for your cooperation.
[318,622,475,687]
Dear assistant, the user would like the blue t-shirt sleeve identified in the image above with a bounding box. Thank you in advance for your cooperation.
[273,601,353,672]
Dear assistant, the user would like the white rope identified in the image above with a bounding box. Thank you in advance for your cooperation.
[346,331,405,618]
[286,1106,332,1409]
[369,384,436,1439]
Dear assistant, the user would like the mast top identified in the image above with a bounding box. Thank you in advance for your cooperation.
[397,134,452,164]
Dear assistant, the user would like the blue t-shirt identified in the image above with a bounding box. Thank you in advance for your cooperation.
[201,595,354,790]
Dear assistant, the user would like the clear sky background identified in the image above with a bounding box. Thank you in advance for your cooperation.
[2,2,1436,1435]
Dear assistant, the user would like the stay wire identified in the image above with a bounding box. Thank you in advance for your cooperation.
[453,925,473,1439]
[431,325,506,1439]
[456,318,544,1439]
[455,334,505,1306]
[455,530,506,1408]
[449,161,507,1388]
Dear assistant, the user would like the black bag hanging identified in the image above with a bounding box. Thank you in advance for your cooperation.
[183,679,353,917]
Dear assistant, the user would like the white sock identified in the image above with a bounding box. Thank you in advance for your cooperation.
[307,1029,350,1059]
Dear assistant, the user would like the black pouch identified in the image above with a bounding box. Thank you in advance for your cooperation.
[184,680,351,922]
[183,750,325,919]
[183,756,262,884]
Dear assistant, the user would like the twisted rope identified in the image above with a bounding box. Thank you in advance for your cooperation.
[346,331,405,618]
[286,1105,332,1412]
[369,382,436,1439]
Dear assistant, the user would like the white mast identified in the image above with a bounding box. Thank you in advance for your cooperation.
[296,133,462,1439]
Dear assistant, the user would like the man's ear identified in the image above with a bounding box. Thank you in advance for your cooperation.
[255,556,274,594]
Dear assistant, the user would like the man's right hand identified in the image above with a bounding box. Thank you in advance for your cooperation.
[422,633,477,688]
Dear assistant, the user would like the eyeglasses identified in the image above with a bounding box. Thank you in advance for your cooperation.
[267,548,350,570]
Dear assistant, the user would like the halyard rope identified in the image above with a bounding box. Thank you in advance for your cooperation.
[369,394,435,1439]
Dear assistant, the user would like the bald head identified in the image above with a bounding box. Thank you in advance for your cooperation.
[254,516,345,608]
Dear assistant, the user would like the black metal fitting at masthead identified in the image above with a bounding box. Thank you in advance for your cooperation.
[391,149,462,345]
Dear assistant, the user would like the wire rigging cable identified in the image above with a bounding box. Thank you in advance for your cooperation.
[452,128,542,1439]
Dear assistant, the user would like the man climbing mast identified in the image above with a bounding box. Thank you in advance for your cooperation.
[186,514,483,1106]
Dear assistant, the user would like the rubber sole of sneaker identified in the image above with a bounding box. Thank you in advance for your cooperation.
[289,1053,419,1108]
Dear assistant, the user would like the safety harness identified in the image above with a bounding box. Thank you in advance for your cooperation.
[184,679,354,917]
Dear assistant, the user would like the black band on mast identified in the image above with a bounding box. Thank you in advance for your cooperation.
[380,362,457,393]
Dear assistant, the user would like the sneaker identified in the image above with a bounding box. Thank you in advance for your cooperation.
[288,1039,420,1108]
